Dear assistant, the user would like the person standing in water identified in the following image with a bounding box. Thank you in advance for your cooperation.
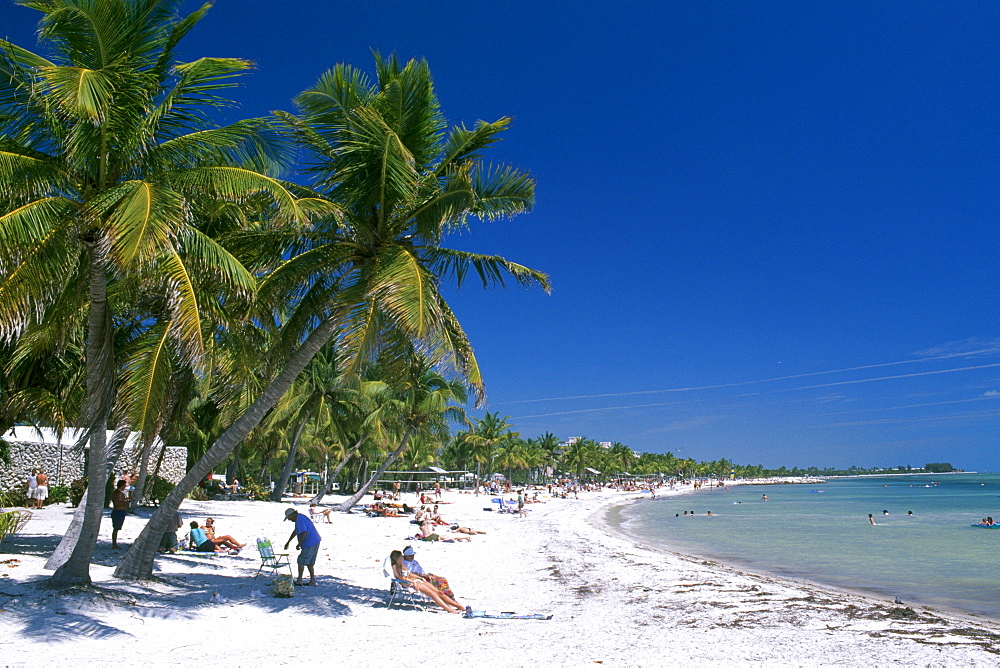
[868,513,876,525]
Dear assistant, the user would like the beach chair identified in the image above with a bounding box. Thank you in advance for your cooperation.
[382,557,431,611]
[254,537,292,578]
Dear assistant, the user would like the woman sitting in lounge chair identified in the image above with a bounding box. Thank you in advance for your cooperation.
[201,518,245,549]
[389,550,464,613]
[309,503,333,523]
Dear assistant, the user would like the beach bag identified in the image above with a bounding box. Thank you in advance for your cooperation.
[273,575,295,598]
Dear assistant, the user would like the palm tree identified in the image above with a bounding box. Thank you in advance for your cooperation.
[607,442,636,475]
[0,0,311,585]
[464,412,518,479]
[337,357,467,511]
[114,52,547,579]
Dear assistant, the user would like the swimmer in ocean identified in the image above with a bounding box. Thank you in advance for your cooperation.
[882,509,889,515]
[868,513,876,525]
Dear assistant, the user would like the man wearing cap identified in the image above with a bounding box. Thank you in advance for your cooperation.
[401,546,456,600]
[284,507,322,585]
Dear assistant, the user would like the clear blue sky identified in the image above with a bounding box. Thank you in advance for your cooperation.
[3,1,997,470]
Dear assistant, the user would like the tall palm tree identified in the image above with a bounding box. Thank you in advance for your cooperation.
[0,0,310,585]
[535,432,561,481]
[115,54,548,579]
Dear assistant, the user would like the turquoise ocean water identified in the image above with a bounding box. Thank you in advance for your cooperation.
[612,473,1000,621]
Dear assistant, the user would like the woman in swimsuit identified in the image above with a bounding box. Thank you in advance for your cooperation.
[389,550,464,613]
[202,518,245,549]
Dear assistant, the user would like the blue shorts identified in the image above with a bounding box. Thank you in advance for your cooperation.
[298,543,320,566]
[111,509,126,530]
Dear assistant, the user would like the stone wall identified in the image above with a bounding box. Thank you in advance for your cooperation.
[1,427,187,492]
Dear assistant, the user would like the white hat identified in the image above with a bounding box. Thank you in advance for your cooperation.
[402,546,415,556]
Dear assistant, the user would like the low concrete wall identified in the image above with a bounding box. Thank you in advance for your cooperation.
[1,427,187,491]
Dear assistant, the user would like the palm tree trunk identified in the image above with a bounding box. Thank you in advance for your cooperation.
[337,429,413,512]
[113,317,340,580]
[129,438,155,510]
[52,246,113,585]
[311,436,365,504]
[269,414,309,502]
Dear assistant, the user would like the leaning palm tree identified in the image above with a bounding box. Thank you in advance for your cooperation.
[0,0,311,585]
[114,53,549,579]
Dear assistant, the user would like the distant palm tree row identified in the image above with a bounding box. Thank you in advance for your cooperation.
[432,412,766,485]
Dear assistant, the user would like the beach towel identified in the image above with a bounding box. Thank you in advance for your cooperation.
[464,607,552,620]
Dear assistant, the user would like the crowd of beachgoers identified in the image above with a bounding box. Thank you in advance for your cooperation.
[2,480,998,665]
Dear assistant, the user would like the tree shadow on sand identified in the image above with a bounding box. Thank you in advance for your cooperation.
[2,549,390,643]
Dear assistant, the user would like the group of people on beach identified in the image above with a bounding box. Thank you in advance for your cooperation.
[24,468,49,509]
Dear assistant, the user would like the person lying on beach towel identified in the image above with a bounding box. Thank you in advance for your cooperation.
[449,524,486,535]
[411,530,470,543]
[370,502,400,517]
[389,550,463,613]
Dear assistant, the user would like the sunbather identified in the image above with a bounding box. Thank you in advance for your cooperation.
[430,505,448,525]
[449,524,486,535]
[416,520,471,542]
[201,518,245,549]
[309,503,333,523]
[389,550,463,613]
[402,546,457,599]
[188,521,227,552]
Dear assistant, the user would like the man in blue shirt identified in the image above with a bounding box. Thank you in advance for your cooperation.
[283,507,322,585]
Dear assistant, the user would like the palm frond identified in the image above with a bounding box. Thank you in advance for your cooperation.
[423,247,551,292]
[437,118,511,175]
[471,163,535,220]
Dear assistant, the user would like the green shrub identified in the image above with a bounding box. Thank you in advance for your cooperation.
[0,486,29,508]
[242,477,266,500]
[188,485,208,501]
[47,484,70,505]
[150,476,174,504]
[69,478,87,507]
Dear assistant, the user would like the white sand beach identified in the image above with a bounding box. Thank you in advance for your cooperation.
[2,485,998,666]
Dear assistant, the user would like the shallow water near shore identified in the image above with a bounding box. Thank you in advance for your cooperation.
[612,472,1000,621]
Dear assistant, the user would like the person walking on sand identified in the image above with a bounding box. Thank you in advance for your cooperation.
[33,468,49,509]
[284,508,322,585]
[26,469,37,507]
[111,479,131,549]
[517,490,525,518]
